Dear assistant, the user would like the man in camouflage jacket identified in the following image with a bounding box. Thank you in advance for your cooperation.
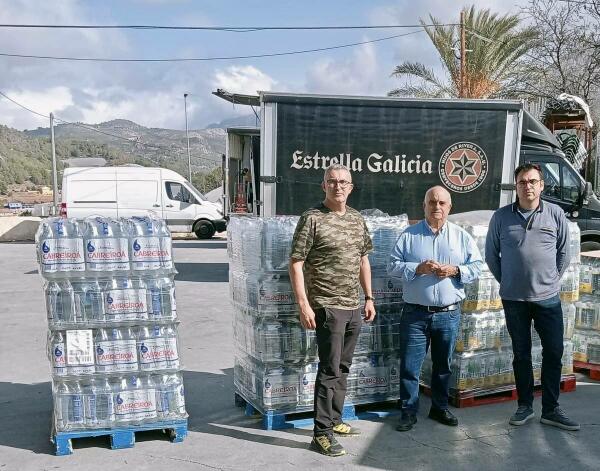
[290,163,376,457]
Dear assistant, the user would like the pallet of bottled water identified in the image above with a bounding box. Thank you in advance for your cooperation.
[229,214,409,428]
[36,215,188,455]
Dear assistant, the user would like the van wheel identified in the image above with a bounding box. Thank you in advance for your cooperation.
[194,221,215,239]
[581,240,600,253]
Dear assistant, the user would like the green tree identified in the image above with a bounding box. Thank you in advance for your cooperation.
[389,5,538,99]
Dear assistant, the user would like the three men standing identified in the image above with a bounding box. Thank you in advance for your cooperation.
[486,163,579,430]
[388,186,483,431]
[290,164,376,457]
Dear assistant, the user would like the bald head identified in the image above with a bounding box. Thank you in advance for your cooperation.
[423,186,452,228]
[424,186,452,205]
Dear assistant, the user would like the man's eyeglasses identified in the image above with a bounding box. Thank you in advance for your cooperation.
[326,179,353,188]
[516,179,542,188]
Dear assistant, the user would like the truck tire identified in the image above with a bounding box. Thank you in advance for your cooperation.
[581,240,600,253]
[194,220,215,239]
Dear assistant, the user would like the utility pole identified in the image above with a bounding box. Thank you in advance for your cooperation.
[460,10,466,98]
[50,112,58,215]
[184,93,192,183]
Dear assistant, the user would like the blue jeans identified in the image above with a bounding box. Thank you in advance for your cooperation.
[502,295,564,414]
[399,304,461,413]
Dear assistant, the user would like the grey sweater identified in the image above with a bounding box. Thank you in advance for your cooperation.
[485,201,570,301]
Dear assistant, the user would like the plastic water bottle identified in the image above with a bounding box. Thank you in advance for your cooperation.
[50,331,67,377]
[72,279,105,322]
[163,324,180,370]
[104,277,149,321]
[146,276,177,320]
[83,380,99,428]
[298,362,318,406]
[56,380,85,431]
[70,380,85,429]
[45,280,75,325]
[138,326,167,371]
[109,327,138,372]
[94,378,115,428]
[128,215,173,274]
[94,328,113,373]
[115,376,157,425]
[156,373,186,419]
[83,216,130,272]
[36,218,85,278]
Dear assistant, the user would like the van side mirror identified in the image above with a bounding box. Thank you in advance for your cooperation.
[583,181,593,204]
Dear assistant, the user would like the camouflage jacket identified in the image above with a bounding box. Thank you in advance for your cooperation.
[290,203,373,309]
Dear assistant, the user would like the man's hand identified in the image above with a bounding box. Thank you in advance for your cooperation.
[363,299,376,323]
[435,264,459,279]
[299,302,317,330]
[416,260,441,275]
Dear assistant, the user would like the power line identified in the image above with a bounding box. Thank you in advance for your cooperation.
[0,23,459,31]
[0,89,217,165]
[0,30,424,62]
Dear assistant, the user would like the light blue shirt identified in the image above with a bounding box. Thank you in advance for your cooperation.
[387,220,483,306]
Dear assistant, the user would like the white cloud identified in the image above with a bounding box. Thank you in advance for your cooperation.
[0,87,73,129]
[212,65,278,95]
[304,41,383,95]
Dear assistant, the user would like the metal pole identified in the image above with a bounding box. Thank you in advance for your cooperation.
[460,10,466,98]
[184,93,192,183]
[50,112,58,215]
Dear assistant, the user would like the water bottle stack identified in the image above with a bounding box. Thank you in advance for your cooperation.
[420,212,577,396]
[36,215,187,433]
[230,214,409,415]
[573,250,600,365]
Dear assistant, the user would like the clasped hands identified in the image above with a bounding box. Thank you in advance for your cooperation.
[416,260,458,279]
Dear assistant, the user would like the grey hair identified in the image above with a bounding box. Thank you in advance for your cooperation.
[324,163,352,182]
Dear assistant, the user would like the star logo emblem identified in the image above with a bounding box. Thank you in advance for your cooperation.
[448,151,477,184]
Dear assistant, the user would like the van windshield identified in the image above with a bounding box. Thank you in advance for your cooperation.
[185,183,207,201]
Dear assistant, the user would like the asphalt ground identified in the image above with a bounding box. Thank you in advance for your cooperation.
[0,239,599,471]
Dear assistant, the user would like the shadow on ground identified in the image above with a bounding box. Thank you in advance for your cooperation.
[174,262,229,283]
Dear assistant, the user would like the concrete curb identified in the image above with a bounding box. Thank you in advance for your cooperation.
[0,216,41,242]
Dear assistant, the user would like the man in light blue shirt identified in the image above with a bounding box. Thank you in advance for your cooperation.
[388,186,482,431]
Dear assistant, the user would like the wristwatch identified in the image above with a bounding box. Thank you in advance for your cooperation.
[365,296,375,302]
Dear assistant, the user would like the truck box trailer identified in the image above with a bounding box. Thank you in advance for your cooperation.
[218,91,600,251]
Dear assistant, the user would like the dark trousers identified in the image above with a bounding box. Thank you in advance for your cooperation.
[313,307,362,435]
[502,294,564,414]
[399,304,461,413]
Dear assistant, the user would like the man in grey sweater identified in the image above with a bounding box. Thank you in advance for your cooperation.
[485,163,579,431]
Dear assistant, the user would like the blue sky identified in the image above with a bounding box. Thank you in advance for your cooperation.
[0,0,521,131]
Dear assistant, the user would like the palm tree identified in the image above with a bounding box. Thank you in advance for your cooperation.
[388,6,538,99]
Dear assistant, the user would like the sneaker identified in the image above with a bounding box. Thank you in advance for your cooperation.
[310,434,347,457]
[509,405,535,426]
[540,407,580,431]
[332,422,361,437]
[396,412,417,432]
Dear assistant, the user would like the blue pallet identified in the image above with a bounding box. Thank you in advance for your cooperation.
[235,393,400,430]
[52,419,188,456]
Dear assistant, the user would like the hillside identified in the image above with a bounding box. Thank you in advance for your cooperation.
[0,116,255,196]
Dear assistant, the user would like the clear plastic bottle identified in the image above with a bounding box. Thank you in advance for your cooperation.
[36,217,85,278]
[72,279,105,323]
[94,328,114,373]
[111,327,139,372]
[83,216,130,272]
[163,324,180,370]
[114,376,157,425]
[94,378,115,428]
[156,373,186,420]
[83,380,99,428]
[104,277,149,321]
[45,280,75,325]
[128,215,173,274]
[50,331,67,377]
[146,276,177,320]
[138,326,167,371]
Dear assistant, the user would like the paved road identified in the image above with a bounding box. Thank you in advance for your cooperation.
[0,240,599,470]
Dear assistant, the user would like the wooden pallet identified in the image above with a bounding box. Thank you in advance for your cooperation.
[574,360,600,380]
[234,393,401,430]
[52,419,188,456]
[420,375,576,408]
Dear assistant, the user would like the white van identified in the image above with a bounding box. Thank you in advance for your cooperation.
[61,167,226,239]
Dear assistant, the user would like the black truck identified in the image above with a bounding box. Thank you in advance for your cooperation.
[217,91,600,251]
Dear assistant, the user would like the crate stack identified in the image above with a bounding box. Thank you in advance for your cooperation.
[229,214,408,426]
[573,251,600,372]
[36,215,187,455]
[421,213,578,401]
